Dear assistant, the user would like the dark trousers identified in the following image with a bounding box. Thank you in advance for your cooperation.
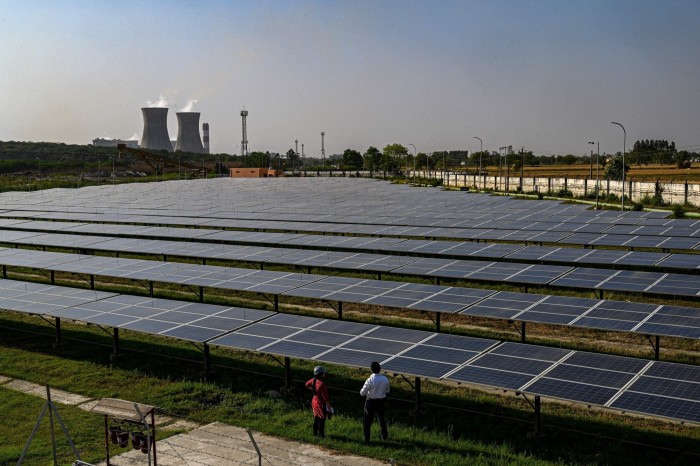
[313,416,326,438]
[363,398,387,442]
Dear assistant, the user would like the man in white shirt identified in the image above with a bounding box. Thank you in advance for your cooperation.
[360,361,390,444]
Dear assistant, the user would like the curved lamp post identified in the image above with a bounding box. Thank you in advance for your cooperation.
[409,144,417,185]
[611,122,626,211]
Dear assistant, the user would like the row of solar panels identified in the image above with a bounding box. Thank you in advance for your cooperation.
[0,247,697,340]
[1,219,700,272]
[2,229,700,300]
[0,178,686,229]
[0,277,697,424]
[1,208,699,251]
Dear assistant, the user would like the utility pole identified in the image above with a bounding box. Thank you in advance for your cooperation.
[295,139,299,171]
[520,147,524,191]
[240,110,248,163]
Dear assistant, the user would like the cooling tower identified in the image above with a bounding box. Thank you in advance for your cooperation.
[175,112,205,153]
[202,123,210,154]
[140,107,173,151]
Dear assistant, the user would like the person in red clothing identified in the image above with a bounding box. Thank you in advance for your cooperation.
[305,365,333,438]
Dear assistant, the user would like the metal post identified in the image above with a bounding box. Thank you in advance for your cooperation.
[2,264,6,278]
[55,318,61,346]
[521,321,526,343]
[113,328,119,358]
[199,286,204,303]
[274,295,278,312]
[338,301,343,320]
[473,137,482,177]
[204,343,211,376]
[50,270,55,284]
[534,395,541,436]
[435,312,441,332]
[284,357,291,389]
[149,281,154,297]
[611,122,626,211]
[104,416,111,466]
[246,428,263,466]
[414,377,421,413]
[655,335,660,361]
[90,275,95,290]
[47,387,58,466]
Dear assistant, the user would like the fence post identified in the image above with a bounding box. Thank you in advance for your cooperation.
[246,428,262,466]
[685,181,689,205]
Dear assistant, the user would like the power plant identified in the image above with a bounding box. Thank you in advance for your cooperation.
[202,123,210,154]
[140,107,173,151]
[175,112,205,153]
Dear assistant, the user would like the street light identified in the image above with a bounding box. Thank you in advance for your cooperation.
[473,136,483,175]
[499,146,506,191]
[409,144,417,185]
[587,141,594,179]
[589,141,600,209]
[611,122,626,211]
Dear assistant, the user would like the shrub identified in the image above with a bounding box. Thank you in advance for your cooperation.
[671,204,686,218]
[557,188,573,198]
[632,202,643,211]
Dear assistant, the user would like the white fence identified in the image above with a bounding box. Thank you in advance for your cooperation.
[408,170,700,207]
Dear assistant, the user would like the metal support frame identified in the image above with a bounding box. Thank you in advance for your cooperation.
[647,335,660,360]
[149,281,154,298]
[509,320,526,342]
[203,343,211,377]
[17,385,81,466]
[517,392,542,437]
[2,264,6,278]
[50,270,55,284]
[54,317,61,347]
[284,357,292,389]
[397,374,422,414]
[199,286,204,303]
[338,301,343,320]
[424,311,441,332]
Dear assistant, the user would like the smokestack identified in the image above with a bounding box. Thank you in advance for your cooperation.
[202,123,210,154]
[140,107,173,151]
[175,112,205,153]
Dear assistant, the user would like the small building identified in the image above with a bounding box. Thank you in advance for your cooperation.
[93,138,139,148]
[230,168,282,178]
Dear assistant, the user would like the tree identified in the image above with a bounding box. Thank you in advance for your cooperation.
[605,154,629,180]
[286,149,299,169]
[363,146,381,171]
[342,149,363,169]
[381,143,408,173]
[246,151,270,168]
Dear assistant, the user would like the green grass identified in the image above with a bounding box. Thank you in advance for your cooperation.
[0,313,698,466]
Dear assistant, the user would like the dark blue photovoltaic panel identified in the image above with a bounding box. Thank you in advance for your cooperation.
[609,392,700,423]
[470,353,553,375]
[423,333,497,353]
[524,378,618,405]
[161,325,226,342]
[210,333,275,350]
[634,323,700,339]
[341,337,413,354]
[490,342,571,362]
[447,365,535,389]
[315,348,388,367]
[644,361,700,383]
[381,357,456,379]
[398,345,478,365]
[366,325,433,343]
[263,340,328,359]
[563,352,648,373]
[311,319,376,335]
[625,376,700,400]
[544,364,636,388]
[287,329,355,347]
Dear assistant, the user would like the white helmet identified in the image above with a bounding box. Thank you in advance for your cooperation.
[313,366,326,376]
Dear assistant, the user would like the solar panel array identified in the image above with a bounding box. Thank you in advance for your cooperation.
[0,276,697,424]
[0,179,697,427]
[1,230,699,300]
[0,177,698,252]
[0,247,697,340]
[0,220,698,274]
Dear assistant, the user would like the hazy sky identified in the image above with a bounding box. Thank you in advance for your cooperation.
[2,0,700,157]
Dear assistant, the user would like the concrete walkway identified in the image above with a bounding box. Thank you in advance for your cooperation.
[0,375,390,466]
